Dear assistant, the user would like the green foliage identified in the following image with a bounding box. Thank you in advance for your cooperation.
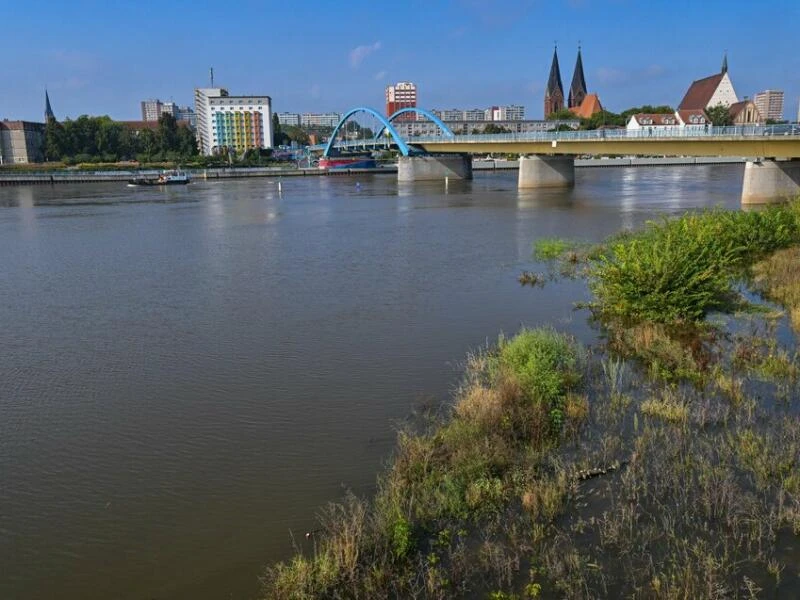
[42,114,198,162]
[483,123,511,134]
[706,103,733,126]
[547,108,576,121]
[493,329,583,431]
[283,125,310,146]
[533,237,575,260]
[389,516,412,559]
[590,204,800,323]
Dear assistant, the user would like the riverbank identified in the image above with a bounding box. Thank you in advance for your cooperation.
[261,200,800,598]
[0,157,748,186]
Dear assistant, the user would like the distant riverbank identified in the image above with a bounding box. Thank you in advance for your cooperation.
[0,157,748,186]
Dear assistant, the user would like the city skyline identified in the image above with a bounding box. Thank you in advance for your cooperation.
[2,0,799,122]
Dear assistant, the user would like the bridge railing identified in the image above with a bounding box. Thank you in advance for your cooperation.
[409,124,800,144]
[317,124,800,151]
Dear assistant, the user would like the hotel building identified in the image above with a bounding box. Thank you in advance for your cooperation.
[753,90,784,121]
[385,82,417,121]
[194,88,273,155]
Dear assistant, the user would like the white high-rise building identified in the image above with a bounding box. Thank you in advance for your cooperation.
[276,112,301,126]
[754,90,784,121]
[194,88,273,155]
[299,113,341,128]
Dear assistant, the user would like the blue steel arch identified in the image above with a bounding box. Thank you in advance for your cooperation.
[324,107,412,157]
[378,107,455,139]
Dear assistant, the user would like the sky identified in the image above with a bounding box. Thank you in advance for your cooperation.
[2,0,799,123]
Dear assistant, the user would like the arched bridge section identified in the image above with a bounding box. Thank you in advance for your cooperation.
[324,107,412,157]
[378,108,455,139]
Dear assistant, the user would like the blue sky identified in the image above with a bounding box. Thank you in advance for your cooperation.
[2,0,799,122]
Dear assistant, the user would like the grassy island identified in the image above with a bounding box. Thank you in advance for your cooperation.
[261,200,800,599]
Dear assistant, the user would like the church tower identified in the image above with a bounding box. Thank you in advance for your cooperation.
[721,51,728,74]
[544,45,564,117]
[568,45,588,109]
[44,90,56,123]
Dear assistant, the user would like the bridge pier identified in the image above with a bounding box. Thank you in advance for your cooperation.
[741,159,800,204]
[518,155,575,189]
[397,154,472,182]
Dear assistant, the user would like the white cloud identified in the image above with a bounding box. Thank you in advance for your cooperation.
[374,70,387,81]
[349,41,382,69]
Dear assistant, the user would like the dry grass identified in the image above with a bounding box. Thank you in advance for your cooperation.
[641,394,690,424]
[752,246,800,332]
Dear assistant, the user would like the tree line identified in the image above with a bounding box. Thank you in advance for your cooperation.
[547,103,736,129]
[44,114,198,163]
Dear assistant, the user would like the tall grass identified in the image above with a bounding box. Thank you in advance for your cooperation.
[261,328,585,598]
[532,237,576,261]
[590,204,800,323]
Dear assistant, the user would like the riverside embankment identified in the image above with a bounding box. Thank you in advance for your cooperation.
[262,200,800,598]
[0,157,747,185]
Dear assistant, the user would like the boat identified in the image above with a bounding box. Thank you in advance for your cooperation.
[128,169,190,186]
[318,152,377,170]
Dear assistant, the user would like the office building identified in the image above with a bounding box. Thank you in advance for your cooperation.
[431,106,526,122]
[0,120,46,164]
[141,99,168,122]
[276,112,301,126]
[753,90,784,121]
[300,113,341,128]
[174,106,196,128]
[487,105,525,121]
[385,82,417,121]
[194,87,273,155]
[391,119,577,138]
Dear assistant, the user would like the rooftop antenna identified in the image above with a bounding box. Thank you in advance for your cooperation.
[210,67,214,87]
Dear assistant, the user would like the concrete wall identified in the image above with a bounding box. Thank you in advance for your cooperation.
[397,154,472,182]
[518,155,575,188]
[741,159,800,204]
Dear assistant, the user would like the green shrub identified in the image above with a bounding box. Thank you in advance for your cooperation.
[492,329,583,432]
[589,204,800,324]
[533,238,575,261]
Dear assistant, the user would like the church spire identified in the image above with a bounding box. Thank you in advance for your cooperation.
[544,44,565,117]
[44,90,56,123]
[721,51,728,74]
[568,44,588,109]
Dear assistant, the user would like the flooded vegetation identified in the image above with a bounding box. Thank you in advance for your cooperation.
[262,200,800,599]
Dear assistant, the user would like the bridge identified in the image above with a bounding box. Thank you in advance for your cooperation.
[316,107,800,203]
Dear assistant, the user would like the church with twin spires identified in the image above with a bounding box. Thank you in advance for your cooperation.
[544,45,603,119]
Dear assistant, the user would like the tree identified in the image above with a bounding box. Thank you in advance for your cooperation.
[483,124,511,134]
[157,113,179,154]
[176,125,198,156]
[283,125,309,146]
[44,120,66,161]
[272,113,291,146]
[706,103,733,126]
[547,108,577,121]
[618,105,674,122]
[581,110,626,130]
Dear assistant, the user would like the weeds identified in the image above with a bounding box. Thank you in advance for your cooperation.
[532,237,576,261]
[262,202,800,599]
[590,204,800,324]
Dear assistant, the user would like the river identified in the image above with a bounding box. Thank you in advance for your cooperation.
[0,166,743,600]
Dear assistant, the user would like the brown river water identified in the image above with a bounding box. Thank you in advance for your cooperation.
[0,166,744,599]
